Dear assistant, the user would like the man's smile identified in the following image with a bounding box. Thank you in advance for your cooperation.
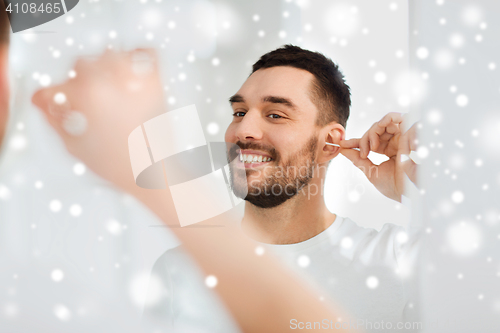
[236,149,274,169]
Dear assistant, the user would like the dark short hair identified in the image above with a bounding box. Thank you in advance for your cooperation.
[252,45,350,128]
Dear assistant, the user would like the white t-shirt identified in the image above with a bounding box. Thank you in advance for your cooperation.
[143,216,420,332]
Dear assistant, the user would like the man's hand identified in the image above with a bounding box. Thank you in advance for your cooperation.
[0,44,9,149]
[339,112,419,202]
[32,49,166,192]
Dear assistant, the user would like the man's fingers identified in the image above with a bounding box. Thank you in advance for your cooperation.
[397,121,420,187]
[340,149,377,180]
[127,48,159,62]
[33,86,71,112]
[378,112,403,128]
[32,87,51,112]
[401,159,418,185]
[359,132,371,159]
[398,122,420,155]
[371,114,401,144]
[368,131,380,152]
[339,138,360,148]
[126,48,159,77]
[32,87,64,121]
[384,122,399,135]
[73,57,99,77]
[379,132,393,142]
[398,130,411,156]
[356,114,403,158]
[32,85,75,138]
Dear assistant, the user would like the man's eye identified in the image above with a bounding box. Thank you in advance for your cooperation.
[232,111,246,117]
[267,114,283,119]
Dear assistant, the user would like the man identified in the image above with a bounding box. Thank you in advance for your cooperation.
[32,46,419,332]
[144,45,420,332]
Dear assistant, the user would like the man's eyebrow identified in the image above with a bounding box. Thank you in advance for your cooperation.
[229,94,245,104]
[229,94,297,110]
[262,96,297,109]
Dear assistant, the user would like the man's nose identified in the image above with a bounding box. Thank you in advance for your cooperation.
[235,111,263,142]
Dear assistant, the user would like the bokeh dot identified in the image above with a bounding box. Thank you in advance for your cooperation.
[297,255,311,268]
[456,94,468,107]
[49,200,62,212]
[106,219,122,236]
[69,204,82,217]
[366,276,379,289]
[51,269,64,282]
[374,71,387,84]
[416,47,429,59]
[255,246,265,256]
[205,275,218,288]
[340,237,353,249]
[206,122,219,135]
[53,92,67,105]
[451,191,464,203]
[73,163,86,176]
[39,74,52,87]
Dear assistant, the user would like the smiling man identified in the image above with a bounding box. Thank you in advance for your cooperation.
[226,46,348,244]
[144,45,420,332]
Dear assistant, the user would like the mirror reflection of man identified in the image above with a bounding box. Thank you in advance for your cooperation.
[146,45,420,332]
[31,45,420,332]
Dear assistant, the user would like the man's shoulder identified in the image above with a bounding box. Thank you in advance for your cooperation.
[337,217,406,266]
[338,217,405,244]
[152,245,194,272]
[147,247,244,332]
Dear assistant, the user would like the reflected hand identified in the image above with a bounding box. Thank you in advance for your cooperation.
[339,112,419,202]
[32,49,165,192]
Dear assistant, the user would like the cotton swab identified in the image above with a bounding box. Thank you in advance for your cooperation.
[325,142,360,151]
[326,142,419,163]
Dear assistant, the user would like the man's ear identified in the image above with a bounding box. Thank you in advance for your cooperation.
[316,123,345,164]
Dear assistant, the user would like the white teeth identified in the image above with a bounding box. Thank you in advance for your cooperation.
[241,154,272,163]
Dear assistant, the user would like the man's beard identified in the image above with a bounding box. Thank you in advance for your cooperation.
[228,136,317,209]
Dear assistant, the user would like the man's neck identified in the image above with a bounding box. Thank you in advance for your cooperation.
[240,177,337,245]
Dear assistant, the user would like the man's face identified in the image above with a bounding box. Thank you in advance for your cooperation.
[225,66,322,208]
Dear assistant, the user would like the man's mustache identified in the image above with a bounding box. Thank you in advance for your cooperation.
[227,141,279,162]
